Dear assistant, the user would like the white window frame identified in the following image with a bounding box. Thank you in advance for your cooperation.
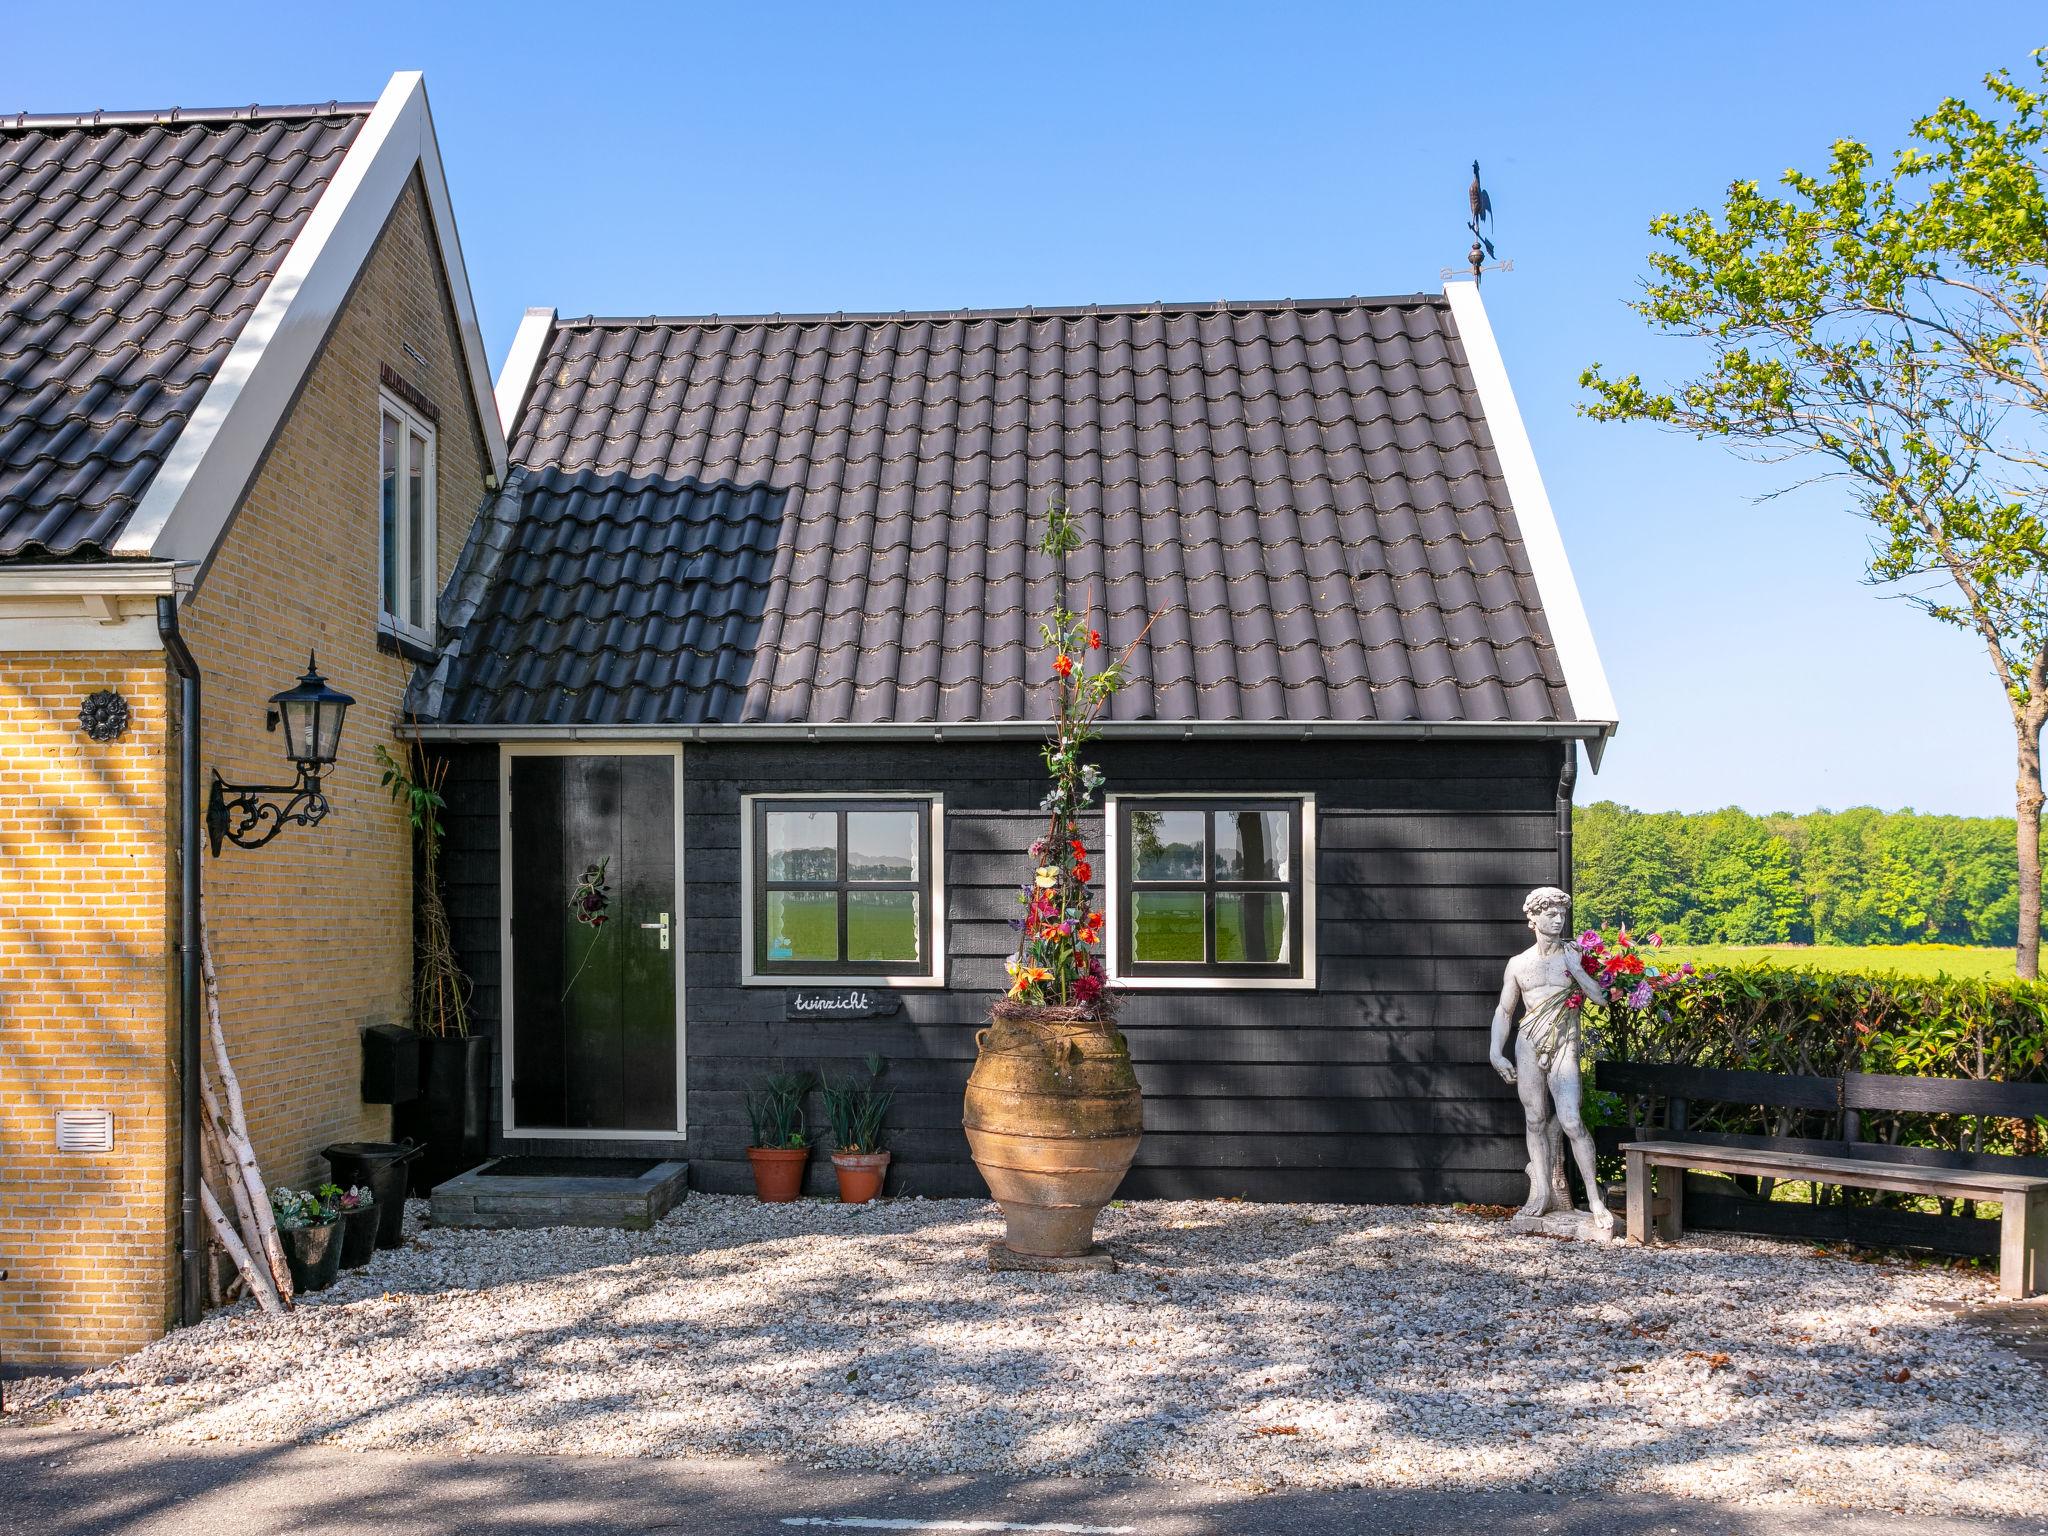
[376,391,438,646]
[740,791,948,988]
[1104,792,1318,991]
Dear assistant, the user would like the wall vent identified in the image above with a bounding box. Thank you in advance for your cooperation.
[54,1110,115,1153]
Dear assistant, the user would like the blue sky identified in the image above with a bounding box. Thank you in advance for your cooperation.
[9,3,2042,818]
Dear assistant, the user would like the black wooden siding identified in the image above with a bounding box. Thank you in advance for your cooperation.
[433,738,1565,1204]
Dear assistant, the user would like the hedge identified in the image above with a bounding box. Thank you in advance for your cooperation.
[1590,963,2048,1156]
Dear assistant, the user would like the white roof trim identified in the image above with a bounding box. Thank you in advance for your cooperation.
[115,71,509,567]
[0,562,185,596]
[495,308,557,437]
[1443,281,1618,738]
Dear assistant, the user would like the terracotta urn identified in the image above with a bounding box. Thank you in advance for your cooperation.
[963,1000,1143,1256]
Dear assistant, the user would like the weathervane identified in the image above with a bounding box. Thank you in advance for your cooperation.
[1442,159,1514,284]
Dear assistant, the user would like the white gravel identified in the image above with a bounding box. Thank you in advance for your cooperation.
[10,1196,2043,1515]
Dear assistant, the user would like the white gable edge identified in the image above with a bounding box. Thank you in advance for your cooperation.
[115,71,509,567]
[495,308,558,437]
[1442,281,1618,754]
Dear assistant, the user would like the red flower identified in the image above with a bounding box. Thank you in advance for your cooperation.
[1088,629,1102,649]
[1053,654,1074,677]
[1075,973,1104,1003]
[1074,861,1092,882]
[1070,838,1087,858]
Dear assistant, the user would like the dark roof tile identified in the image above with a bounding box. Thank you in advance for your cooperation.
[0,106,365,558]
[431,296,1579,727]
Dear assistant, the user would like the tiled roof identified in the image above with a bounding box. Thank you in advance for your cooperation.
[0,105,367,559]
[428,296,1579,728]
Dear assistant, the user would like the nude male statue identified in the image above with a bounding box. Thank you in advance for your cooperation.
[1488,885,1616,1239]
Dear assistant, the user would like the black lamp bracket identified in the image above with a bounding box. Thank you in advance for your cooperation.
[207,764,331,856]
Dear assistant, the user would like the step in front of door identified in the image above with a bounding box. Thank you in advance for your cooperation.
[431,1158,689,1231]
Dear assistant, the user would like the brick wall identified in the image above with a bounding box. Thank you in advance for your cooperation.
[0,656,177,1367]
[0,171,491,1366]
[181,171,491,1194]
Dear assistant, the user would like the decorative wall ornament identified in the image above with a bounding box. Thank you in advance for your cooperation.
[78,690,130,742]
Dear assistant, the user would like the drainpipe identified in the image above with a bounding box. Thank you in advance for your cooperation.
[157,596,204,1329]
[1557,742,1577,901]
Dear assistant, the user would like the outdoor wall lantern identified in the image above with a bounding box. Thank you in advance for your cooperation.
[207,653,356,856]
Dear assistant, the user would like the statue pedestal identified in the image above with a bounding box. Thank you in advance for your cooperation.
[1507,1208,1616,1244]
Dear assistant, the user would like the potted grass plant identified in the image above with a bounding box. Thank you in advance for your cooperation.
[821,1054,894,1204]
[270,1186,343,1293]
[744,1071,813,1202]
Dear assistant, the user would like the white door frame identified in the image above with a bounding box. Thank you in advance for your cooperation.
[498,741,686,1139]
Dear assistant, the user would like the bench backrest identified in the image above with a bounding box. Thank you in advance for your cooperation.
[1595,1061,1839,1111]
[1841,1071,2048,1120]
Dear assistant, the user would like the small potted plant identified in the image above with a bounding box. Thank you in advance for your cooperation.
[270,1186,343,1293]
[332,1183,379,1270]
[821,1055,894,1204]
[744,1071,813,1202]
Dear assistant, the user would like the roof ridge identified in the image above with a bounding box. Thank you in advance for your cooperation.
[547,294,1448,331]
[1,101,373,133]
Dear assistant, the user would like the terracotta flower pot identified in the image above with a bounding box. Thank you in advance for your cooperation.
[747,1145,810,1202]
[830,1150,891,1204]
[963,1000,1143,1257]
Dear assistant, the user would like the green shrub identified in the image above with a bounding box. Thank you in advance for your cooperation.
[1594,964,2048,1157]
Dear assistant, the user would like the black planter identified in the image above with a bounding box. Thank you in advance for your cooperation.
[336,1201,380,1269]
[323,1140,423,1249]
[360,1023,421,1104]
[282,1220,343,1294]
[397,1034,489,1195]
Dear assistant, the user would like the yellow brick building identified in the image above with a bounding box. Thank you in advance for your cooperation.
[0,74,505,1366]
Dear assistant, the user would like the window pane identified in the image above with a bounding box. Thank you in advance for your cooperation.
[1131,891,1205,964]
[407,430,429,628]
[1130,809,1205,881]
[848,891,919,963]
[1216,892,1289,964]
[1214,810,1290,881]
[379,413,400,618]
[765,810,838,881]
[765,890,838,963]
[846,809,918,882]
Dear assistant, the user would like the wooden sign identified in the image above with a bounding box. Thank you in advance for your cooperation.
[784,988,903,1021]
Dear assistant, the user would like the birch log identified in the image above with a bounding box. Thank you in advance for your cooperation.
[199,903,295,1306]
[200,1181,283,1316]
[201,1095,284,1313]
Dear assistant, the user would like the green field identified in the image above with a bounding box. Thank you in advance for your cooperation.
[1656,944,2018,981]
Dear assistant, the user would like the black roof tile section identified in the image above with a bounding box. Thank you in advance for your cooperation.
[0,104,367,559]
[437,296,1576,727]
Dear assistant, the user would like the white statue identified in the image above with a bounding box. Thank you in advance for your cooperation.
[1488,886,1615,1240]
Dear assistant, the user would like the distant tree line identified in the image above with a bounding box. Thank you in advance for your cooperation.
[1572,802,2018,946]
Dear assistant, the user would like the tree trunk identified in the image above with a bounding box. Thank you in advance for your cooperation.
[2018,711,2045,980]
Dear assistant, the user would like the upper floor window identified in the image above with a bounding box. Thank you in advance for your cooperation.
[379,394,436,642]
[1109,796,1315,987]
[741,795,946,985]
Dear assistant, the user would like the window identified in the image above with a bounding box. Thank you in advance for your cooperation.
[1112,796,1313,985]
[743,796,944,983]
[378,395,436,641]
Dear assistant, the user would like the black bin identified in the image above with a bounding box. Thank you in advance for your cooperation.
[322,1140,423,1249]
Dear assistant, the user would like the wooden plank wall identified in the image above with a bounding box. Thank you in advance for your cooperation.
[434,738,1566,1205]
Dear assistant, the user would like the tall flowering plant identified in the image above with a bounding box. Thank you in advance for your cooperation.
[1004,496,1159,1011]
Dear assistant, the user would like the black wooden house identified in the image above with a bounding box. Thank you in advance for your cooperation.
[410,285,1617,1204]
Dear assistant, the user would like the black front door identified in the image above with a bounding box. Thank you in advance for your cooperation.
[509,752,678,1131]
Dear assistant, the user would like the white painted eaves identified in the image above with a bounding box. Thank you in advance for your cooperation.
[115,70,510,570]
[1442,281,1618,763]
[495,308,557,438]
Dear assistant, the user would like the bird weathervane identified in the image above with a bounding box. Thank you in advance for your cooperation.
[1442,159,1513,284]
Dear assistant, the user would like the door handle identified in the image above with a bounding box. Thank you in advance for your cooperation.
[639,912,670,950]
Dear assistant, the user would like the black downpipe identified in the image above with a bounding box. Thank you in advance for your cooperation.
[1557,742,1577,902]
[157,596,204,1328]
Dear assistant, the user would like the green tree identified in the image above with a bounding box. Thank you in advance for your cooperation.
[1582,54,2048,976]
[1680,808,1802,944]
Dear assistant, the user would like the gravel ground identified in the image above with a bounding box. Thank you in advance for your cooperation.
[9,1196,2043,1515]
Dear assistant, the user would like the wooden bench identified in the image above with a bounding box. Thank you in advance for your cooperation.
[1597,1062,2048,1299]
